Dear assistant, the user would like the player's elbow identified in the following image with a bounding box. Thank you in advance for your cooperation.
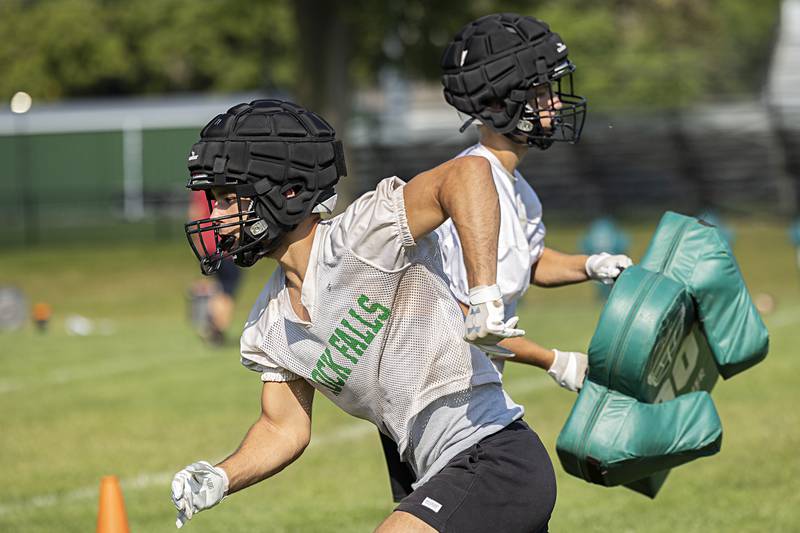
[279,421,311,461]
[257,414,311,462]
[437,156,497,224]
[293,427,312,457]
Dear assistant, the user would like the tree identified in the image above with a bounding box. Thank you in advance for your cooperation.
[0,0,782,112]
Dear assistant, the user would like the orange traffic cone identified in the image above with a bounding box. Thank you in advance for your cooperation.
[96,476,130,533]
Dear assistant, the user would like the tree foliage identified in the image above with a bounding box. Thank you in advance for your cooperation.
[0,0,295,100]
[0,0,781,110]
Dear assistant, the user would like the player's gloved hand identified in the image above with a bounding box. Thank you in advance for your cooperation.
[547,349,589,392]
[585,253,633,285]
[464,285,525,354]
[171,461,229,529]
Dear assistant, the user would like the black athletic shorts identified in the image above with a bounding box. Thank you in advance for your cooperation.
[395,420,556,533]
[379,430,416,502]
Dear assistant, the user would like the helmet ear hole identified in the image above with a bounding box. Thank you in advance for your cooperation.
[483,98,505,113]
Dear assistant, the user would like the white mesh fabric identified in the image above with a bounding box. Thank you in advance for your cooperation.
[260,243,501,457]
[404,387,474,469]
[246,178,502,458]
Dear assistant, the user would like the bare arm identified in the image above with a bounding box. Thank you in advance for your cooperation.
[496,336,556,369]
[403,156,499,288]
[530,247,590,287]
[218,379,314,495]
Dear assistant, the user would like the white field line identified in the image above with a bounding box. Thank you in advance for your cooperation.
[0,351,218,395]
[0,420,376,516]
[0,382,21,394]
[0,375,550,515]
[5,303,797,396]
[8,304,794,511]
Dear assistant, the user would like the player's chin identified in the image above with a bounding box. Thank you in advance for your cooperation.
[539,117,555,131]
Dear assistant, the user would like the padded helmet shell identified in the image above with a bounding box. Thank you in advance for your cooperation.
[187,99,345,227]
[185,99,346,272]
[441,13,571,134]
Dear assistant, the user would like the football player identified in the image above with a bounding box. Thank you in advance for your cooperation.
[172,99,556,532]
[377,13,634,502]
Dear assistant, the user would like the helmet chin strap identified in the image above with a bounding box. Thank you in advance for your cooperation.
[504,122,555,150]
[233,217,281,267]
[465,109,551,149]
[231,192,335,269]
[459,117,477,134]
[200,254,223,276]
[503,101,557,149]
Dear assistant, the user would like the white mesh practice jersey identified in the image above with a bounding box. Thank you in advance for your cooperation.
[240,177,508,470]
[435,143,546,319]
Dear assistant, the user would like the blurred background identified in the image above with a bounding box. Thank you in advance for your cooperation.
[0,0,798,242]
[1,1,799,531]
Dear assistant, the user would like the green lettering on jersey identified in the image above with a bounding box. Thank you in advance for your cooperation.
[311,371,342,394]
[347,309,382,335]
[341,318,375,344]
[329,334,359,364]
[310,294,392,396]
[311,360,344,394]
[319,348,352,380]
[334,327,368,356]
[357,295,391,321]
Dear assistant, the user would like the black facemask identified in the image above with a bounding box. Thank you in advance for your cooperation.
[184,194,281,275]
[509,72,587,150]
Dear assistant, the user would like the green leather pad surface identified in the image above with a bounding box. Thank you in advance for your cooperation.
[556,211,768,497]
[556,380,722,487]
[640,212,768,378]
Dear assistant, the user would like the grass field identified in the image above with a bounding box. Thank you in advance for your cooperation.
[1,216,799,532]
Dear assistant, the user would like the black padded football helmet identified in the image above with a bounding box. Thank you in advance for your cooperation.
[184,99,347,274]
[441,13,586,149]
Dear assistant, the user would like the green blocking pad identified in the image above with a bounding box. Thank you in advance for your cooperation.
[640,212,769,378]
[555,380,722,488]
[585,266,719,402]
[556,212,769,497]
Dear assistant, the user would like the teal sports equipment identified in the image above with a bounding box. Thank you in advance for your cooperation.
[556,212,769,497]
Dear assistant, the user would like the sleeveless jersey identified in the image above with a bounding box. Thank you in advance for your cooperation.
[435,143,546,319]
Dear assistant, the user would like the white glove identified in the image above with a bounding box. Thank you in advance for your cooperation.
[585,253,633,285]
[547,349,588,392]
[171,461,229,528]
[464,285,524,355]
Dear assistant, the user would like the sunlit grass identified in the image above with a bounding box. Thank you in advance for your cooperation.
[1,218,797,532]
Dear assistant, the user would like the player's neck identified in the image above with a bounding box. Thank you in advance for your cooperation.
[273,216,321,291]
[478,127,528,175]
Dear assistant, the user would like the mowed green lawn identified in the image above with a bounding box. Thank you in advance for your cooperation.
[1,217,798,532]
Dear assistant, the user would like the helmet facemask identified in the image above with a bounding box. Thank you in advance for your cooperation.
[509,63,586,150]
[184,181,279,275]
